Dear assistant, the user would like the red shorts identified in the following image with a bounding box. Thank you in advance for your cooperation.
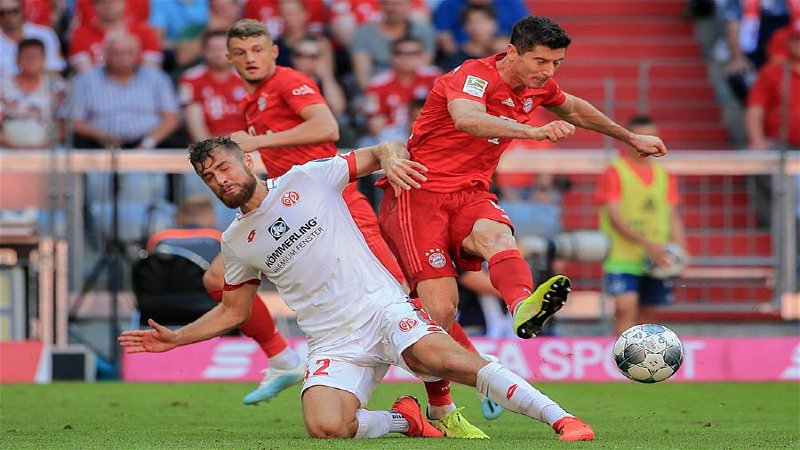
[378,187,513,290]
[343,183,407,285]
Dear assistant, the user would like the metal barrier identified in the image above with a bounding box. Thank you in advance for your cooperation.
[1,148,798,344]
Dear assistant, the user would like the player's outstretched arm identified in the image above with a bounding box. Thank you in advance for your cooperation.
[352,141,428,197]
[548,93,667,158]
[448,98,576,142]
[231,104,339,152]
[118,283,257,353]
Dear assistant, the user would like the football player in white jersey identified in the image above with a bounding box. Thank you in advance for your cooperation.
[119,136,594,442]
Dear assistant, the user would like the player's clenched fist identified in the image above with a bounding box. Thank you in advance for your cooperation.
[529,120,576,142]
[628,133,668,158]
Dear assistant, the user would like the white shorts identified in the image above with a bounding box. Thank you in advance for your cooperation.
[301,299,446,407]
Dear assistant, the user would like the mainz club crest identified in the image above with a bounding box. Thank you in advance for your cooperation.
[398,317,418,332]
[281,191,300,207]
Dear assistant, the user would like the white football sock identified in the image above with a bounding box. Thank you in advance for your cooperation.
[355,409,405,438]
[476,361,572,426]
[267,346,299,370]
[426,402,457,420]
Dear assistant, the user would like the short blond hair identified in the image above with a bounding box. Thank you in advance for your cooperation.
[227,19,272,45]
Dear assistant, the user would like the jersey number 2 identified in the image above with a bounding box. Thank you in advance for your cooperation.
[313,358,331,376]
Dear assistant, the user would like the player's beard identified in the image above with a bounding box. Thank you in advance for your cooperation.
[218,174,257,209]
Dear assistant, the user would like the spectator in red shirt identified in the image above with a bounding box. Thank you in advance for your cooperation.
[243,0,327,37]
[72,0,149,27]
[69,0,162,72]
[21,0,61,27]
[362,36,440,144]
[0,0,65,75]
[179,30,248,141]
[273,0,333,72]
[746,25,800,150]
[329,0,430,47]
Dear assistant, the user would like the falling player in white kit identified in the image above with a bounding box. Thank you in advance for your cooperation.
[118,136,595,441]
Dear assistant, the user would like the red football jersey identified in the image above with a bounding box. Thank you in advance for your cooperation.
[179,65,248,136]
[243,0,328,36]
[74,0,150,27]
[330,0,428,24]
[68,20,162,67]
[22,0,51,26]
[405,53,566,192]
[364,66,441,127]
[240,66,337,177]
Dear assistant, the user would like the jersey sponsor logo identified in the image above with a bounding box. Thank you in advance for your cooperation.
[247,229,256,243]
[506,383,518,399]
[258,95,267,111]
[425,248,447,269]
[462,75,488,98]
[488,137,500,145]
[291,84,315,96]
[523,97,533,112]
[269,217,289,240]
[265,217,323,269]
[281,191,300,207]
[502,97,515,107]
[398,317,418,332]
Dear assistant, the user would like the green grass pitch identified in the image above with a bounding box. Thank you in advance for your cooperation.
[1,382,798,449]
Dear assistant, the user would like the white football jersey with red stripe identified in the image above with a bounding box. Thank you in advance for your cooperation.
[221,154,407,345]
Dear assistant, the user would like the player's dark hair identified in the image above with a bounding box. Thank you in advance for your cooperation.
[227,19,272,45]
[17,38,45,55]
[188,136,244,172]
[510,16,571,54]
[627,114,656,128]
[203,29,229,46]
[460,3,497,26]
[392,36,423,54]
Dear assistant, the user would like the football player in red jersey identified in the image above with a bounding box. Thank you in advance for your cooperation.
[378,16,666,343]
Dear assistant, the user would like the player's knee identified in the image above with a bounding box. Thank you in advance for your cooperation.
[471,230,516,256]
[306,416,357,439]
[425,300,457,328]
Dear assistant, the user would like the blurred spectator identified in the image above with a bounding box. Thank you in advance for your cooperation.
[329,0,429,47]
[361,36,440,144]
[765,22,800,63]
[596,116,688,336]
[21,0,64,27]
[289,36,347,117]
[434,0,528,58]
[145,194,221,259]
[723,0,797,98]
[148,0,208,51]
[174,0,242,72]
[274,0,333,71]
[69,0,162,72]
[72,0,149,27]
[745,25,800,150]
[178,30,247,142]
[0,0,65,75]
[0,38,66,148]
[243,0,327,37]
[442,2,498,70]
[67,31,179,149]
[349,0,436,90]
[745,25,799,227]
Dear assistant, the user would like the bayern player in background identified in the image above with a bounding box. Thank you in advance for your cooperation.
[119,136,595,442]
[377,15,667,357]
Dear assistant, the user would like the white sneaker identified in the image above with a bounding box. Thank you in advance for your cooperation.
[242,362,306,405]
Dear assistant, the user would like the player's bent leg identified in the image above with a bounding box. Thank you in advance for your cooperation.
[415,277,459,329]
[302,386,360,438]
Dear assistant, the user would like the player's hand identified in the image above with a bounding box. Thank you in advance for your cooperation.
[529,120,576,142]
[118,318,179,353]
[724,54,754,76]
[379,142,428,197]
[231,130,263,153]
[644,242,670,268]
[628,134,667,158]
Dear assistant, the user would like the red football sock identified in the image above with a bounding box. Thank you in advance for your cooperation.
[447,321,478,353]
[424,379,453,407]
[207,288,288,358]
[488,248,534,312]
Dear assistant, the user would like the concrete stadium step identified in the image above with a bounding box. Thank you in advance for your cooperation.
[528,0,687,17]
[556,62,708,80]
[675,284,774,302]
[559,20,693,38]
[685,231,772,256]
[681,191,750,207]
[563,41,701,58]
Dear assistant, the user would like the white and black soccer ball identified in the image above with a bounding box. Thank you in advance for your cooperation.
[613,324,684,383]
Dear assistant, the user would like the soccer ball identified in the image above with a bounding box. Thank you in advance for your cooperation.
[613,324,683,383]
[646,243,688,280]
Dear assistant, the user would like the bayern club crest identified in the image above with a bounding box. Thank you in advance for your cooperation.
[425,248,447,269]
[281,191,300,207]
[258,95,267,111]
[523,98,533,112]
